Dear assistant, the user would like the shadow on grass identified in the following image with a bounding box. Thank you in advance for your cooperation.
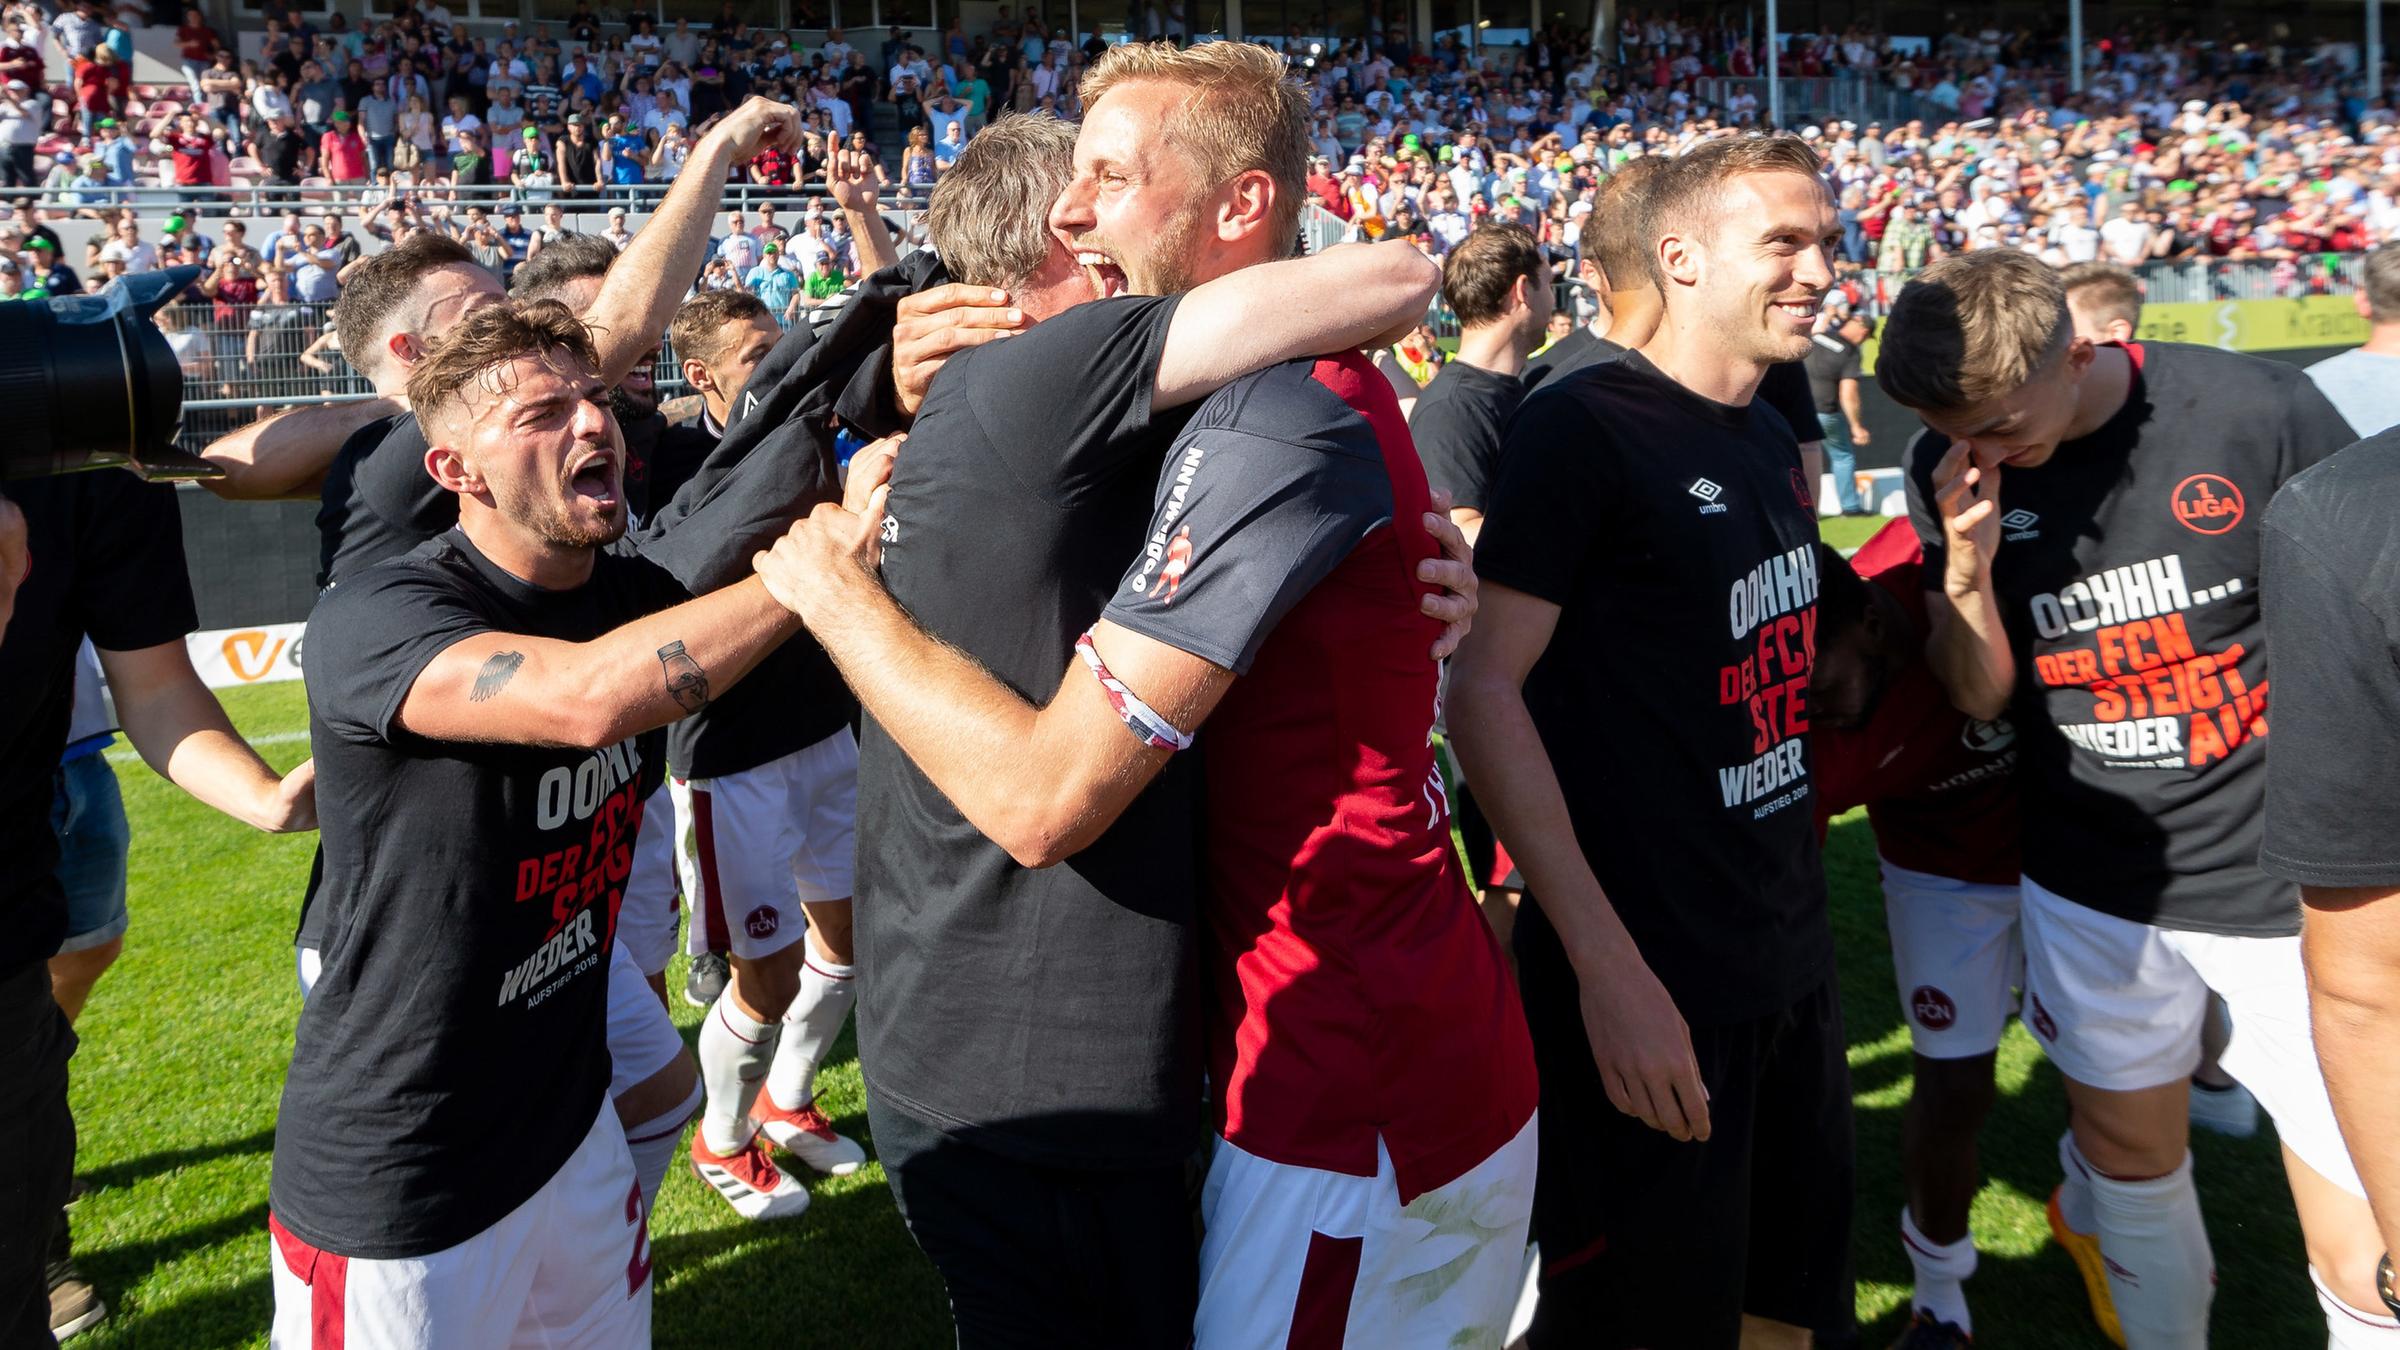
[80,1128,275,1192]
[1827,816,2316,1347]
[79,1274,272,1350]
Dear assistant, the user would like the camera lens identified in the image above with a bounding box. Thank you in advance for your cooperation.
[0,266,219,482]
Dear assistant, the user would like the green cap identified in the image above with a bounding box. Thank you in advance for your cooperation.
[165,211,188,232]
[96,117,116,128]
[523,125,539,138]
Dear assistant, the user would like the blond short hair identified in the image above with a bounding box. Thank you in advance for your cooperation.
[2059,261,2142,332]
[1879,250,2072,413]
[407,299,597,434]
[1080,41,1312,255]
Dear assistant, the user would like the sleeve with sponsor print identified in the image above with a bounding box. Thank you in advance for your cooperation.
[961,293,1184,502]
[1473,379,1626,607]
[1100,422,1392,677]
[305,553,497,748]
[75,473,199,653]
[2258,467,2400,887]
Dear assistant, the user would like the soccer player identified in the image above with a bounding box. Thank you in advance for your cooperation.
[1810,523,2020,1347]
[1519,156,1666,393]
[1413,223,1550,548]
[1881,248,2380,1348]
[737,92,1460,1342]
[272,299,818,1346]
[755,43,1530,1346]
[1449,134,1852,1349]
[2263,421,2400,1342]
[2060,261,2142,346]
[2304,245,2400,437]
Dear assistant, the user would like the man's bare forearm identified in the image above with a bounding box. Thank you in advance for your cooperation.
[2305,887,2400,1257]
[582,135,738,386]
[1927,586,2013,720]
[200,396,401,500]
[1156,242,1440,409]
[801,559,1109,860]
[846,205,896,275]
[1448,667,1644,982]
[101,645,295,831]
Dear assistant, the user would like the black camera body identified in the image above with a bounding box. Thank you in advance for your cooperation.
[0,265,222,482]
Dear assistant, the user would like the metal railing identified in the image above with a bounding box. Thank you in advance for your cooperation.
[37,181,937,214]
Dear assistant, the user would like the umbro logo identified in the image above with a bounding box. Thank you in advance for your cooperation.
[2002,508,2040,540]
[1688,478,1729,515]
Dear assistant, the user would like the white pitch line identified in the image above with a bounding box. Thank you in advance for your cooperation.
[104,729,311,764]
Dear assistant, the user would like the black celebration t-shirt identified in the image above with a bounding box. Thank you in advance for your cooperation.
[0,473,196,975]
[1475,352,1832,1023]
[271,529,684,1258]
[857,293,1207,1168]
[1519,324,1620,394]
[1411,360,1524,515]
[1903,342,2359,935]
[2256,425,2400,889]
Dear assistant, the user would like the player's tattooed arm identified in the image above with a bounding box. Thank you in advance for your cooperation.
[469,651,525,702]
[658,640,709,713]
[396,580,802,750]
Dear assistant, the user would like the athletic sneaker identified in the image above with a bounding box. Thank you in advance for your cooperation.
[2048,1186,2126,1349]
[2188,1077,2260,1138]
[683,952,729,1008]
[690,1132,812,1221]
[752,1095,867,1176]
[1890,1310,1970,1348]
[47,1245,105,1341]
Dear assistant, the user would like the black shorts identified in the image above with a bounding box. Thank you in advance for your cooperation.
[1515,897,1855,1350]
[869,1095,1199,1350]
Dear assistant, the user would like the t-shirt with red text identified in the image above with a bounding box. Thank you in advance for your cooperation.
[1903,342,2359,935]
[273,529,683,1258]
[1812,519,2019,886]
[1102,354,1537,1200]
[1476,352,1832,1023]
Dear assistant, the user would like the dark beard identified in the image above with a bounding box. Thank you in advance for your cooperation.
[609,379,656,426]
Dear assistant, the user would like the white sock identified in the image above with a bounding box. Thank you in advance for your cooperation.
[2314,1265,2400,1349]
[1901,1206,1976,1332]
[2087,1150,2214,1347]
[697,998,778,1155]
[623,1075,702,1214]
[2058,1128,2099,1234]
[765,955,856,1112]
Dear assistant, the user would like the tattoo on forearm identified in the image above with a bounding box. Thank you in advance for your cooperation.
[658,640,710,714]
[470,651,525,702]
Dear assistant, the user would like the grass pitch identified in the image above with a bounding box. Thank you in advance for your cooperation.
[64,677,2315,1348]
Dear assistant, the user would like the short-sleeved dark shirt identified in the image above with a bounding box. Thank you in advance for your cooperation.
[0,474,197,975]
[1902,342,2359,935]
[1410,359,1524,515]
[857,295,1207,1167]
[1477,352,1832,1023]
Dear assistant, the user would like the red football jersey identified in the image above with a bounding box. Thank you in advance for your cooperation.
[1813,520,2020,884]
[1104,353,1538,1202]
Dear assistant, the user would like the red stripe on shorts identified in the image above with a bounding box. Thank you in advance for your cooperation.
[691,785,729,954]
[1285,1231,1363,1350]
[1489,840,1517,890]
[269,1214,348,1348]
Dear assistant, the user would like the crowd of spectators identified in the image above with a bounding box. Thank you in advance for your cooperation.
[0,0,2394,345]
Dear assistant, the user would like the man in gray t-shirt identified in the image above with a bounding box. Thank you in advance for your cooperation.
[2307,246,2400,438]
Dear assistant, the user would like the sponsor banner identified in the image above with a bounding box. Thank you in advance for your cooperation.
[189,622,306,688]
[1861,295,2367,371]
[2132,295,2369,353]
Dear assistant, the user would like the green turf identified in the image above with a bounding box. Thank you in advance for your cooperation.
[66,682,2316,1347]
[1820,513,1893,553]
